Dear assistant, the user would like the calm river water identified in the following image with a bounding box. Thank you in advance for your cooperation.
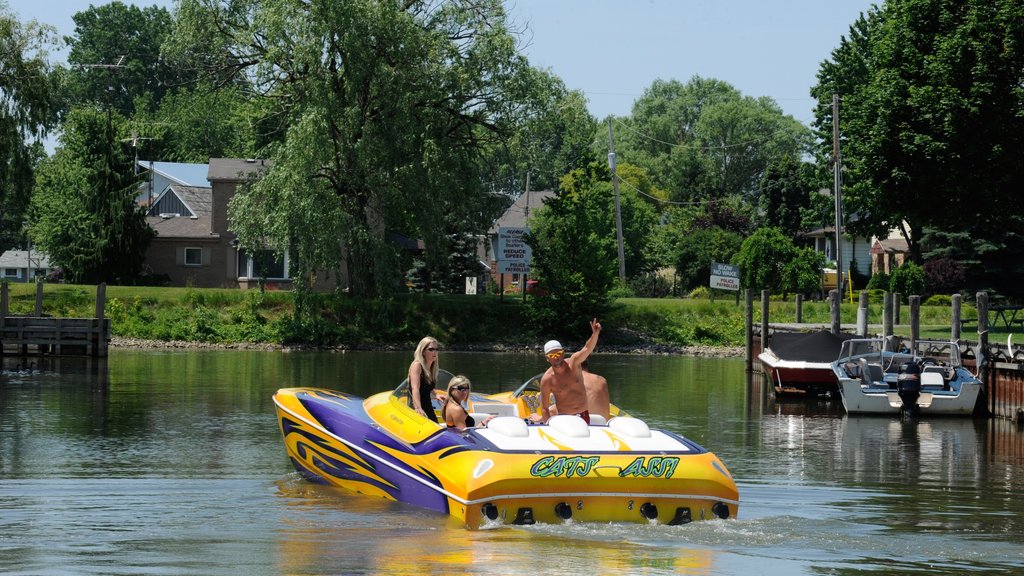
[1,349,1023,575]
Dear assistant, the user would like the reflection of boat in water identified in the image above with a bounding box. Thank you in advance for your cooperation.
[832,338,983,416]
[273,371,738,528]
[837,416,983,485]
[759,330,855,397]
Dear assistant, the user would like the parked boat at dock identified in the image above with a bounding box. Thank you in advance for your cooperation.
[831,338,983,416]
[759,330,856,397]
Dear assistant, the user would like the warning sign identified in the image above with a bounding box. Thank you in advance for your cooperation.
[710,262,740,291]
[497,227,531,274]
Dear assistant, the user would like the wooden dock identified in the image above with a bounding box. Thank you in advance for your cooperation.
[0,282,110,357]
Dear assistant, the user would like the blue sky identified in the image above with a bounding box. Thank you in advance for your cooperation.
[8,0,876,125]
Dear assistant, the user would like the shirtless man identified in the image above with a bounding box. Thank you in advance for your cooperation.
[580,360,610,420]
[540,318,601,424]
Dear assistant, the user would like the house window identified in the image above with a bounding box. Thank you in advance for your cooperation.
[237,249,288,280]
[3,268,20,279]
[184,247,203,266]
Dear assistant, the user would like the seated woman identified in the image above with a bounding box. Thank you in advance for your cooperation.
[442,375,494,431]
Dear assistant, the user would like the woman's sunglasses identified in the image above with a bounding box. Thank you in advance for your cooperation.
[426,347,438,352]
[452,385,470,392]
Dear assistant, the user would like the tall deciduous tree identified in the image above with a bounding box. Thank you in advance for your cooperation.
[0,3,56,250]
[175,0,547,300]
[813,0,1024,296]
[526,161,657,335]
[29,107,154,284]
[615,76,811,203]
[759,155,816,237]
[63,1,181,116]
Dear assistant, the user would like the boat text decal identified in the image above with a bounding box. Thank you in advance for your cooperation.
[528,456,680,478]
[530,456,600,478]
[619,456,679,478]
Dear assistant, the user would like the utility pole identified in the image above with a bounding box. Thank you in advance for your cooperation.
[832,94,844,293]
[607,117,626,282]
[124,131,156,207]
[522,172,530,303]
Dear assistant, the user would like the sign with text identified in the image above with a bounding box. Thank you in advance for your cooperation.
[710,262,740,291]
[497,227,531,274]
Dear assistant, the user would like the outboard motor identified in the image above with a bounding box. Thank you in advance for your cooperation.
[897,361,922,417]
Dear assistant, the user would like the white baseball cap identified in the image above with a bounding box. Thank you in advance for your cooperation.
[543,340,563,354]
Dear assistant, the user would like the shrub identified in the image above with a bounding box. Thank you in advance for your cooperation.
[890,262,925,300]
[866,272,889,291]
[923,257,966,297]
[689,286,710,299]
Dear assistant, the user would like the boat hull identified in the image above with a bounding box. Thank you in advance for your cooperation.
[837,377,983,415]
[274,387,739,527]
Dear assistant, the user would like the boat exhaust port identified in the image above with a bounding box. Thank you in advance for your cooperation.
[668,507,692,525]
[554,502,573,520]
[481,503,498,521]
[512,507,535,525]
[639,502,658,520]
[711,502,730,519]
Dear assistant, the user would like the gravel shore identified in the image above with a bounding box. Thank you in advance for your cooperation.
[110,337,744,358]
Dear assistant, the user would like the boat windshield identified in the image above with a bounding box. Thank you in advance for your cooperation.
[909,340,962,367]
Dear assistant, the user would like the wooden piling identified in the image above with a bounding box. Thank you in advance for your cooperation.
[829,289,840,335]
[893,293,901,325]
[883,292,893,338]
[952,294,962,341]
[978,291,990,413]
[795,294,803,323]
[745,289,754,375]
[857,291,868,336]
[909,295,920,351]
[760,289,769,351]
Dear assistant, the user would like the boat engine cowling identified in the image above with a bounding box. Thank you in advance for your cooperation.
[897,361,922,410]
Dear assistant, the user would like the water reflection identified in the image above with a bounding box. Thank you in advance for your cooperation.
[1,349,1023,575]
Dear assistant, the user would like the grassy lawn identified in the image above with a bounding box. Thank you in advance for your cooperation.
[0,282,999,347]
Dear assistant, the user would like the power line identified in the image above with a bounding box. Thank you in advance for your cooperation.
[611,116,809,152]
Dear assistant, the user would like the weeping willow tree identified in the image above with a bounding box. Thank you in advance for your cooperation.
[170,0,556,308]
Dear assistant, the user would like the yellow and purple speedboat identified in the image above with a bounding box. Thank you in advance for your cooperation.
[273,372,738,528]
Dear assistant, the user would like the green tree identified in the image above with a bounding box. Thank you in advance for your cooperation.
[890,262,925,301]
[176,0,546,302]
[782,247,827,296]
[733,227,797,292]
[615,76,812,202]
[672,226,744,293]
[813,0,1024,296]
[759,155,816,237]
[28,107,154,283]
[135,83,263,162]
[0,4,56,250]
[63,1,181,116]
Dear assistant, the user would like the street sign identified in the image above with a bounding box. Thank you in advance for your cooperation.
[497,227,531,274]
[710,262,740,291]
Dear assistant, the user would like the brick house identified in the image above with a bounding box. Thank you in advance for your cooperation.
[144,158,343,289]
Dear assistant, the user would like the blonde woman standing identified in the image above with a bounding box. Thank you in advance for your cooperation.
[409,337,441,421]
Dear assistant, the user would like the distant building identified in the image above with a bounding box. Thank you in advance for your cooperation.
[484,190,555,292]
[136,161,211,207]
[142,158,345,289]
[0,249,50,282]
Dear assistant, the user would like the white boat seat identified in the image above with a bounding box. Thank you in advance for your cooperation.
[920,371,944,388]
[469,402,519,417]
[484,416,529,437]
[548,414,591,437]
[588,414,608,426]
[859,358,884,386]
[607,416,652,438]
